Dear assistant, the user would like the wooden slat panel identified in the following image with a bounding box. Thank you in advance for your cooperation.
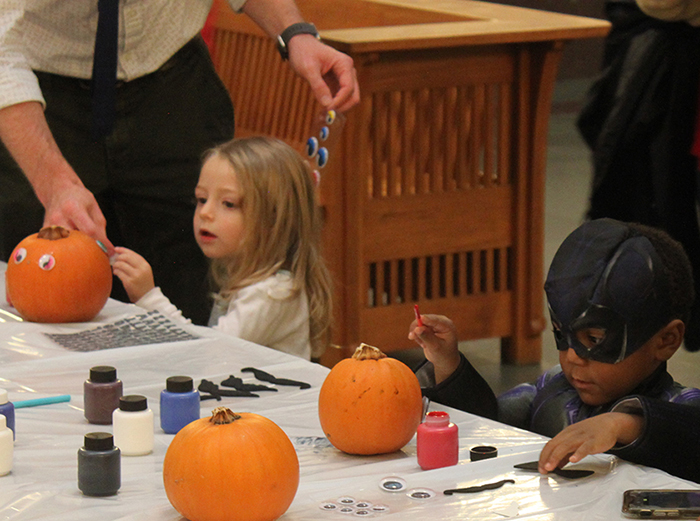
[359,293,513,350]
[363,186,512,261]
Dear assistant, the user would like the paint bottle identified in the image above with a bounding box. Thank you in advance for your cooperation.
[417,411,459,470]
[0,414,13,476]
[78,432,120,496]
[84,366,123,425]
[0,390,14,440]
[112,395,154,456]
[160,376,200,434]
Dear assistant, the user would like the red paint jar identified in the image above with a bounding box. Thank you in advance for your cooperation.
[417,411,459,470]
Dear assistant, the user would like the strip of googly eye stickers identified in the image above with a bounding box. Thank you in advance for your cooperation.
[305,109,346,186]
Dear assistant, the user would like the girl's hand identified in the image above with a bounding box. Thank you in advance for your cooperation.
[538,412,644,473]
[408,314,461,383]
[112,247,155,303]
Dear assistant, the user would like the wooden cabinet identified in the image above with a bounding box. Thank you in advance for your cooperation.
[209,0,609,364]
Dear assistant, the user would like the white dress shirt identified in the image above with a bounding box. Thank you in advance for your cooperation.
[136,271,313,360]
[0,0,246,110]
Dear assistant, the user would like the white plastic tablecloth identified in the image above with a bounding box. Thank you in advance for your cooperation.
[0,262,695,520]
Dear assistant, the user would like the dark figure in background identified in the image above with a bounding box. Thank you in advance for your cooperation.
[577,0,700,350]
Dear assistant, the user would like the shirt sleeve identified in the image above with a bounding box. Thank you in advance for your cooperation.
[609,395,700,483]
[0,1,45,110]
[417,353,498,420]
[134,287,191,325]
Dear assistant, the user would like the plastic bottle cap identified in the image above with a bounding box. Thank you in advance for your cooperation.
[84,432,115,451]
[424,411,450,425]
[89,366,117,383]
[166,376,194,393]
[0,389,7,405]
[0,414,5,429]
[119,395,148,411]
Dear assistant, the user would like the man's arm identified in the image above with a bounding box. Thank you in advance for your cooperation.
[636,0,700,25]
[241,0,360,112]
[0,102,113,250]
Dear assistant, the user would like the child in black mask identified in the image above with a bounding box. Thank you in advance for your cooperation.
[410,218,700,483]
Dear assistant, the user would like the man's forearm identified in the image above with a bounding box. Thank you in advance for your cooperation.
[0,101,81,207]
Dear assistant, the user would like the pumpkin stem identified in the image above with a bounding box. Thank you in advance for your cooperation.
[352,343,387,361]
[210,407,242,425]
[37,225,70,240]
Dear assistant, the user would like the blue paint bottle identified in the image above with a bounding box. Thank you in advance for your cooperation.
[160,376,200,434]
[0,389,15,440]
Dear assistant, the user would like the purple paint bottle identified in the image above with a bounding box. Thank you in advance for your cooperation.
[0,389,15,440]
[84,366,122,425]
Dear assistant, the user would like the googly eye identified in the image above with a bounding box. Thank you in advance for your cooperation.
[353,510,372,517]
[13,247,27,264]
[339,506,354,514]
[372,504,390,513]
[38,254,55,271]
[316,147,329,168]
[306,136,319,158]
[355,502,371,509]
[379,477,406,492]
[326,110,337,125]
[319,502,338,511]
[406,488,436,500]
[319,126,330,141]
[337,497,356,505]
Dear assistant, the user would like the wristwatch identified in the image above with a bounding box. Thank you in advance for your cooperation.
[276,22,321,61]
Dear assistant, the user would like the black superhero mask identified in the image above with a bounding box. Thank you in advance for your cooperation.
[544,219,673,364]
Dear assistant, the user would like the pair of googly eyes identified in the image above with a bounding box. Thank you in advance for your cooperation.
[379,477,436,500]
[13,248,55,271]
[306,138,329,168]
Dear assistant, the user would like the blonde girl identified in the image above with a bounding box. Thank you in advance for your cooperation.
[113,136,333,360]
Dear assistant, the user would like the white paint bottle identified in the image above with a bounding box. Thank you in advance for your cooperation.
[112,395,154,456]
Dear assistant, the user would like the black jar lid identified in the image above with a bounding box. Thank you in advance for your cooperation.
[89,366,117,383]
[166,376,194,393]
[119,395,148,411]
[84,432,114,451]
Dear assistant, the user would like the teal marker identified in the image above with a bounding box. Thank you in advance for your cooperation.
[13,395,71,409]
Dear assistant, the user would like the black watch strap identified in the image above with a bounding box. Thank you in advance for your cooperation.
[276,22,320,61]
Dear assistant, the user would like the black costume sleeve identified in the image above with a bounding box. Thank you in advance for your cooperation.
[609,396,700,483]
[416,353,498,420]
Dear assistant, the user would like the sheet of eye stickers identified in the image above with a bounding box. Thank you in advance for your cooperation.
[43,310,200,351]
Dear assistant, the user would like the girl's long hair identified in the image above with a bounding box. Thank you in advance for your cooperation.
[207,137,333,357]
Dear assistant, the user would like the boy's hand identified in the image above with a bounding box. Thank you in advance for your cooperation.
[408,314,461,384]
[111,247,155,303]
[538,412,644,473]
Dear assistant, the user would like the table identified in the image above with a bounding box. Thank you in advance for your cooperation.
[209,0,611,365]
[0,262,695,520]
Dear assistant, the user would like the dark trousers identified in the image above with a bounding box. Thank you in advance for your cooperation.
[0,37,235,325]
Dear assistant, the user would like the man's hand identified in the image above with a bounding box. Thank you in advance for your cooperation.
[112,247,155,303]
[538,412,644,473]
[288,34,359,112]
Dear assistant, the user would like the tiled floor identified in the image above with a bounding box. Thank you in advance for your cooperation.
[392,77,700,396]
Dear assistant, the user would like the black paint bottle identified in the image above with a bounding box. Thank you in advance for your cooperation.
[78,432,121,496]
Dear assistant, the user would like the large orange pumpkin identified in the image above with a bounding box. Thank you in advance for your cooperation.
[318,343,423,455]
[163,407,299,521]
[5,226,112,323]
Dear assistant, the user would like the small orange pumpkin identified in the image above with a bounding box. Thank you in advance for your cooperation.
[163,407,299,521]
[5,226,112,323]
[318,343,423,455]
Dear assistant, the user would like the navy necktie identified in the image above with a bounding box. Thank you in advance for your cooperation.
[91,0,119,138]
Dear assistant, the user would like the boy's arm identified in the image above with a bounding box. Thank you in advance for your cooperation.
[409,315,497,419]
[607,396,700,483]
[416,353,498,420]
